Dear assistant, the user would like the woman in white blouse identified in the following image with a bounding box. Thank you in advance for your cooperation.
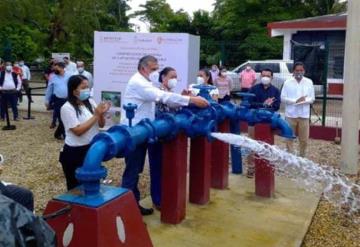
[60,75,110,190]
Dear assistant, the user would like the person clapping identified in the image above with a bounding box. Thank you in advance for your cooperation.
[59,75,110,190]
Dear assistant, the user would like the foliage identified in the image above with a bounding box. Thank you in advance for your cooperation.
[134,0,347,68]
[0,0,131,63]
[0,0,348,67]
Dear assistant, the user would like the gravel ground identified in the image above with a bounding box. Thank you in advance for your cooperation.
[0,111,359,247]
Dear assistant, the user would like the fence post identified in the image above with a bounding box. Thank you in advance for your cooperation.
[23,87,35,120]
[321,41,329,127]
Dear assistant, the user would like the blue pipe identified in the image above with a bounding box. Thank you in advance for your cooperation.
[76,87,294,196]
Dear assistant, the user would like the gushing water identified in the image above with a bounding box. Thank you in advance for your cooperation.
[211,132,360,214]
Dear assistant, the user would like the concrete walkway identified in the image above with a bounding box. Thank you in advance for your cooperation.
[142,174,321,247]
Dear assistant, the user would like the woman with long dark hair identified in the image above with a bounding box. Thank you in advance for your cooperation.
[189,68,219,101]
[59,75,110,190]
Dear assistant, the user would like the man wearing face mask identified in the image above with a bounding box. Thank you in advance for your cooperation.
[75,61,93,89]
[281,62,315,157]
[244,68,281,178]
[45,61,72,140]
[0,62,22,121]
[249,68,280,112]
[121,55,209,215]
[239,65,257,92]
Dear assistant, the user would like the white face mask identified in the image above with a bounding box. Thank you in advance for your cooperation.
[167,78,177,89]
[78,67,84,73]
[197,76,205,84]
[5,65,12,72]
[149,70,160,83]
[19,62,24,66]
[261,76,271,85]
[221,72,227,77]
[246,66,251,71]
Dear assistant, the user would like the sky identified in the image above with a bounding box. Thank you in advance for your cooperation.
[127,0,216,32]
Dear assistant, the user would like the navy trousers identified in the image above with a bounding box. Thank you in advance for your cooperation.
[0,91,18,120]
[53,96,66,138]
[122,142,162,206]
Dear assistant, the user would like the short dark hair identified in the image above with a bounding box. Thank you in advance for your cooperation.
[159,67,175,83]
[261,68,273,76]
[293,61,305,71]
[63,56,69,60]
[138,55,158,70]
[54,61,66,68]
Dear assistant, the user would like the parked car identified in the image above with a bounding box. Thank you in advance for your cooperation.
[227,60,294,91]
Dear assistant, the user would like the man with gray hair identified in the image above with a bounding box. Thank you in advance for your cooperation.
[75,61,93,89]
[121,55,209,215]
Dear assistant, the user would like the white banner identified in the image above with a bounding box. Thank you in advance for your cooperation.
[93,32,200,126]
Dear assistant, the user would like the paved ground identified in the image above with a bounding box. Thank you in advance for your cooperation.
[142,175,321,247]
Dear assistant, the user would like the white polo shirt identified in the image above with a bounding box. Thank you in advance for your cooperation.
[61,99,99,146]
[121,72,190,126]
[281,76,315,119]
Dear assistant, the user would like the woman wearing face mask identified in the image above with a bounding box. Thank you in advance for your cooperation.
[214,66,233,103]
[144,67,180,210]
[59,75,110,190]
[189,68,219,101]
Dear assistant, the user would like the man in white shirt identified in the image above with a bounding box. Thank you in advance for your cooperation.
[281,62,315,157]
[19,60,32,102]
[75,61,93,89]
[63,57,77,75]
[121,55,209,215]
[0,62,22,121]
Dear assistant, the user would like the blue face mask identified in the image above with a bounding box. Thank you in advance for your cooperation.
[78,89,90,101]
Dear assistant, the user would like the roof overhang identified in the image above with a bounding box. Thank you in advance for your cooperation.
[267,13,347,37]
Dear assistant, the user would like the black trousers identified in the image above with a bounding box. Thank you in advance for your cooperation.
[0,182,34,211]
[22,79,32,101]
[0,90,18,120]
[59,144,91,190]
[53,96,67,139]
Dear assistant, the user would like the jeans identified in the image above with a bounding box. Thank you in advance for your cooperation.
[122,142,162,206]
[0,91,18,120]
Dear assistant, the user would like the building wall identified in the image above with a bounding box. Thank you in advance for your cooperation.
[291,30,346,94]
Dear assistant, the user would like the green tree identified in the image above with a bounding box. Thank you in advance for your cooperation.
[0,0,131,62]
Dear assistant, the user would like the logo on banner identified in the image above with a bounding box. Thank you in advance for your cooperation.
[99,35,124,43]
[133,35,152,44]
[156,36,183,45]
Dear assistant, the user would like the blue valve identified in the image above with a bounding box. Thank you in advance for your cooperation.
[123,103,138,127]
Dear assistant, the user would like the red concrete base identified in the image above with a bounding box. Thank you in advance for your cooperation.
[161,133,188,224]
[43,191,152,247]
[211,119,230,189]
[189,136,212,205]
[254,123,275,198]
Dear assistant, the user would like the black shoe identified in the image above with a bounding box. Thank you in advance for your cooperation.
[138,205,154,216]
